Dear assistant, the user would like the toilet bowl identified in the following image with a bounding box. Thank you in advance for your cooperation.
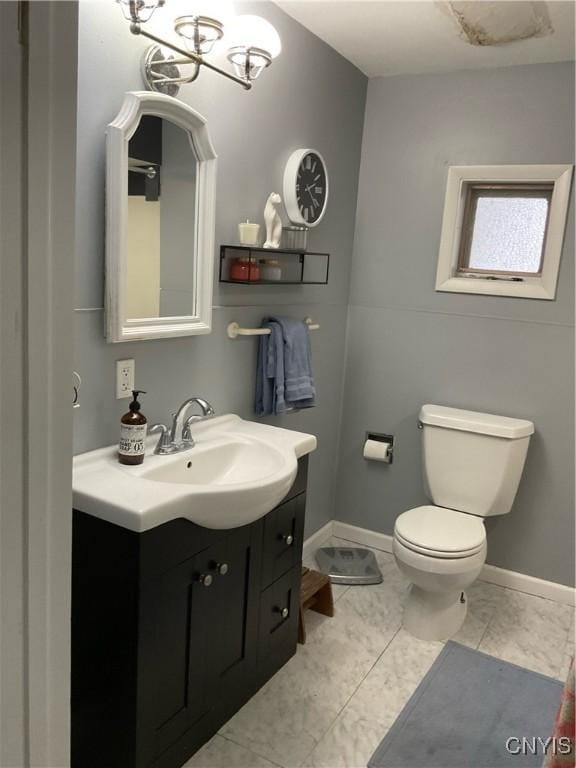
[393,505,487,640]
[393,404,534,642]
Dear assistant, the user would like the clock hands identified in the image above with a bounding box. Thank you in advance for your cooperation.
[291,151,326,225]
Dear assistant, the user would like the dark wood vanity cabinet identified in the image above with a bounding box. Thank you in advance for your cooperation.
[72,457,308,768]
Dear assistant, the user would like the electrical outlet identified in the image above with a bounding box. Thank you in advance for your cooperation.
[116,359,135,399]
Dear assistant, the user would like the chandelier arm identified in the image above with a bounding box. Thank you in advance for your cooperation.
[151,56,201,66]
[149,66,202,85]
[132,25,252,90]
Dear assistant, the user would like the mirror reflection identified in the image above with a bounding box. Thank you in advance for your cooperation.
[126,116,198,319]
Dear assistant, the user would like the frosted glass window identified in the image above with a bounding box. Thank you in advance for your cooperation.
[459,185,552,276]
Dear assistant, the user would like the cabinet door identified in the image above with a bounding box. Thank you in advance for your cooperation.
[136,525,263,764]
[137,541,227,762]
[216,524,262,708]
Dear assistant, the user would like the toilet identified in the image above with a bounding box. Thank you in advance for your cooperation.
[393,404,534,641]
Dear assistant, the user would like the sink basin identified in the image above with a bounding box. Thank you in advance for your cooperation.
[141,439,286,487]
[73,414,317,532]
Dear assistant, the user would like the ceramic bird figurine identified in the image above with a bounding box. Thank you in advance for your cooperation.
[263,192,283,249]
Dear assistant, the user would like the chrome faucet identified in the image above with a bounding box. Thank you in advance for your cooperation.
[149,397,215,455]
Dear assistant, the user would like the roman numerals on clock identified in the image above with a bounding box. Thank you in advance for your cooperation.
[296,153,327,224]
[283,148,329,228]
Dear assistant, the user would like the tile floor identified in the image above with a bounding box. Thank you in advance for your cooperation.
[185,536,575,768]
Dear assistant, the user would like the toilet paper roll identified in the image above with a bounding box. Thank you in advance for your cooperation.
[363,439,391,463]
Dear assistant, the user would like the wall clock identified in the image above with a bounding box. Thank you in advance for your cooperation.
[283,148,329,228]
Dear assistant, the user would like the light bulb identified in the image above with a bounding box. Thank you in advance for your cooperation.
[226,15,281,59]
[116,0,164,24]
[226,15,281,81]
[174,0,235,54]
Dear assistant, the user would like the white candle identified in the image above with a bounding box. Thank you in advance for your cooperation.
[238,220,260,246]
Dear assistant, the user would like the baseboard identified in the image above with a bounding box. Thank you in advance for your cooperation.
[302,521,333,561]
[332,521,394,554]
[303,520,576,607]
[479,564,575,606]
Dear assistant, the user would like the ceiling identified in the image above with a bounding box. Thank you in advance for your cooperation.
[274,1,575,77]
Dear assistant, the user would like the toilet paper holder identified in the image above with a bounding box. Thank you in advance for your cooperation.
[364,431,394,464]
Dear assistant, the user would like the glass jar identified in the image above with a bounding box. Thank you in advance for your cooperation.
[229,256,260,281]
[282,226,308,251]
[259,259,282,281]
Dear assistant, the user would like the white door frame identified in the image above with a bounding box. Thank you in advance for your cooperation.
[1,2,78,766]
[0,3,27,762]
[27,2,77,764]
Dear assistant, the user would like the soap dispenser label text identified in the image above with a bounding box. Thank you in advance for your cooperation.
[119,424,147,456]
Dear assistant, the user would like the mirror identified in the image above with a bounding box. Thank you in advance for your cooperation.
[106,92,217,342]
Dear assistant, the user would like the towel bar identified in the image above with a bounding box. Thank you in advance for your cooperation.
[227,318,319,339]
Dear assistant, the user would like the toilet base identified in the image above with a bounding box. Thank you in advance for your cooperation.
[403,585,467,641]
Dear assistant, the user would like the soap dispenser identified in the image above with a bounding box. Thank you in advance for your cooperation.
[118,390,147,465]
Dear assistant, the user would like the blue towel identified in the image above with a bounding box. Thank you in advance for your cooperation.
[255,317,316,416]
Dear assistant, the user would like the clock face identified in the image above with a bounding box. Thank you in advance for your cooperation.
[296,152,327,225]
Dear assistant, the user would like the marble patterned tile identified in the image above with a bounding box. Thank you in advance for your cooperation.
[343,628,443,729]
[331,583,351,601]
[220,571,406,766]
[557,611,575,681]
[219,681,340,768]
[332,563,409,644]
[303,709,387,768]
[182,735,279,768]
[478,588,574,679]
[214,555,573,768]
[452,581,504,649]
[264,616,391,711]
[558,646,574,682]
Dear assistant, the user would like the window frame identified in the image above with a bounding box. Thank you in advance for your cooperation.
[435,165,573,300]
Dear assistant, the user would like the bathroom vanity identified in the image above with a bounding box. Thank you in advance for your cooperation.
[71,416,315,768]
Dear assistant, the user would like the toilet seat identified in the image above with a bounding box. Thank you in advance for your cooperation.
[394,506,486,559]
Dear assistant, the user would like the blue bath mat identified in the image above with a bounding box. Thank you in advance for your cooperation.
[368,641,563,768]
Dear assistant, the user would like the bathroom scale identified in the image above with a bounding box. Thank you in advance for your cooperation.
[315,546,383,585]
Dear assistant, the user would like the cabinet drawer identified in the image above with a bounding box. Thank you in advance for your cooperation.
[258,566,301,681]
[261,493,305,589]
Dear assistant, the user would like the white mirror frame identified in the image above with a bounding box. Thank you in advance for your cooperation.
[105,91,217,342]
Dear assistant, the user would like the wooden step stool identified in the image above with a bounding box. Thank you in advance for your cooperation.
[298,566,334,644]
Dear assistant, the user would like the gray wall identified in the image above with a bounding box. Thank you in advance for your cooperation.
[74,5,574,585]
[73,0,366,537]
[337,62,575,586]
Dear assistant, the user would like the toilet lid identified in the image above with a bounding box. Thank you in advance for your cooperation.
[394,506,486,557]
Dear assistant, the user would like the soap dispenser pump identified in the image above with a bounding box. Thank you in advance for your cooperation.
[119,390,147,465]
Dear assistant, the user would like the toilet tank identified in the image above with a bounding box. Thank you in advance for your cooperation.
[420,404,534,518]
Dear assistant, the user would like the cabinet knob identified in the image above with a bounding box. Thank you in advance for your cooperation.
[198,573,213,587]
[275,606,289,619]
[282,534,294,546]
[215,562,229,576]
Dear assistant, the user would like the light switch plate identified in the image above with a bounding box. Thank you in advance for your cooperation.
[116,359,135,399]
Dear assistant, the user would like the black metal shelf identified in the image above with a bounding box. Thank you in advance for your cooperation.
[219,245,330,285]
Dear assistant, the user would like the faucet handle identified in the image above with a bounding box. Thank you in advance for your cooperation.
[149,423,173,454]
[182,415,198,444]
